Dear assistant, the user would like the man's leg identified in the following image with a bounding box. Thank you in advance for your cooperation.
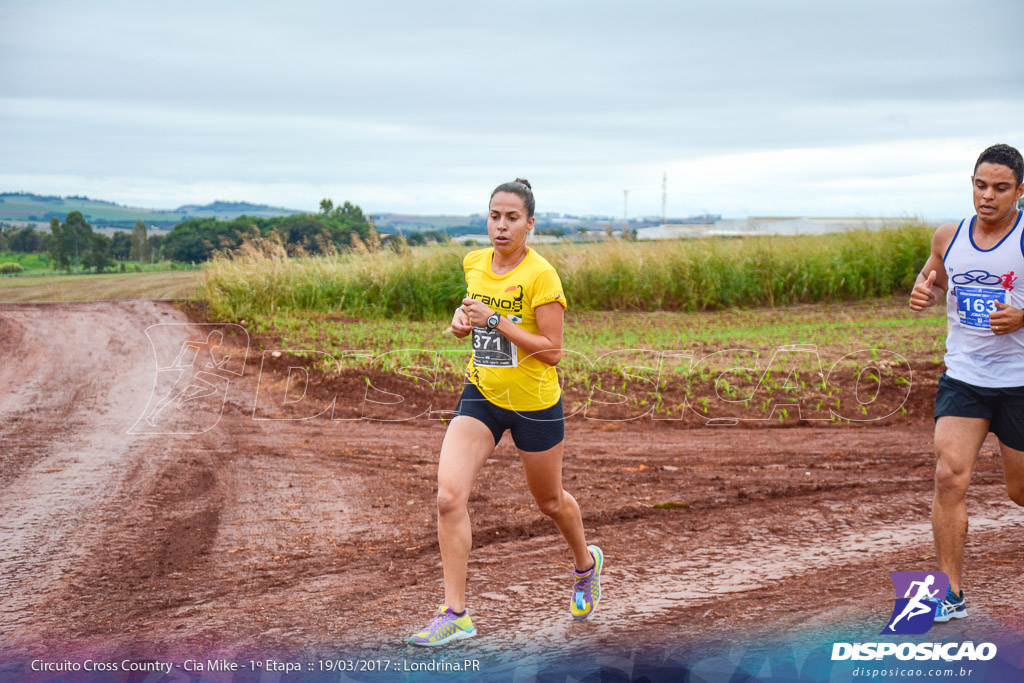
[999,440,1024,507]
[933,416,989,594]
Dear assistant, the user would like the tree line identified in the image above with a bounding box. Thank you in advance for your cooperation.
[43,213,161,273]
[158,199,389,262]
[1,214,160,273]
[155,199,448,261]
[2,198,449,273]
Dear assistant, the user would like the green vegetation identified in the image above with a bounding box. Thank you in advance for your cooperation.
[244,298,946,374]
[197,238,465,321]
[0,253,200,278]
[0,223,45,252]
[130,219,150,264]
[161,200,373,263]
[200,221,932,321]
[556,221,930,311]
[46,212,113,272]
[0,251,53,271]
[241,297,944,412]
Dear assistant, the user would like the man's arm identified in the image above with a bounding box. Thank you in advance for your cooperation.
[909,223,957,311]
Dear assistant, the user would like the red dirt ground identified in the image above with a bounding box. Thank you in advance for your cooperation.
[1,301,1021,667]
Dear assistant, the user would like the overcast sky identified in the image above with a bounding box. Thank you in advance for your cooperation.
[1,0,1022,219]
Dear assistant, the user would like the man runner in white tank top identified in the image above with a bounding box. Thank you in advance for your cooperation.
[909,143,1024,623]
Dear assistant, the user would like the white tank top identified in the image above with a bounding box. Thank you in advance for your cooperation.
[942,210,1024,387]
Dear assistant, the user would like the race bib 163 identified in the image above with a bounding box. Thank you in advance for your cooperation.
[955,285,1008,331]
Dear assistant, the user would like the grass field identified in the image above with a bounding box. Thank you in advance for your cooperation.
[0,270,201,302]
[199,222,932,321]
[0,253,202,277]
[245,297,946,410]
[248,297,944,359]
[0,252,54,272]
[0,265,944,365]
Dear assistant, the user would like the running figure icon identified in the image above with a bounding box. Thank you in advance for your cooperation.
[886,575,939,632]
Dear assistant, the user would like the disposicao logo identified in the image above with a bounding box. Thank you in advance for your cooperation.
[883,571,945,635]
[830,571,997,662]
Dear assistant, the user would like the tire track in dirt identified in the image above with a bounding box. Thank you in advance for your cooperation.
[0,302,187,643]
[0,301,366,658]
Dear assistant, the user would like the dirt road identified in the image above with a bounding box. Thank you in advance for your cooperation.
[1,301,1021,667]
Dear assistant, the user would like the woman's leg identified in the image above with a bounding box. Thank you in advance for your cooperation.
[519,441,593,571]
[437,415,497,611]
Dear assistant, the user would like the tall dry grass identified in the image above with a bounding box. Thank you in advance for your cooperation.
[197,238,466,320]
[198,222,932,320]
[553,221,931,311]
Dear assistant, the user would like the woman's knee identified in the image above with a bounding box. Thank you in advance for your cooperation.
[436,485,468,517]
[534,491,565,518]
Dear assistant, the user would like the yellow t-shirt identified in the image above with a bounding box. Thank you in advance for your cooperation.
[463,247,567,411]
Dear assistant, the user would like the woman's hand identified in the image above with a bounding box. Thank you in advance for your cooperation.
[460,298,495,327]
[447,305,474,338]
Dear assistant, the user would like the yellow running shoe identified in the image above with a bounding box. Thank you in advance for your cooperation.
[571,545,603,620]
[408,605,476,647]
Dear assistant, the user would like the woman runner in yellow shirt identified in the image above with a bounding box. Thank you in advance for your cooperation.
[408,179,603,647]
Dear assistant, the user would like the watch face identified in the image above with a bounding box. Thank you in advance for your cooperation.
[487,314,500,329]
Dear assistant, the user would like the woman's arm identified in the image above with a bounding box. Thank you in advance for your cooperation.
[460,297,564,365]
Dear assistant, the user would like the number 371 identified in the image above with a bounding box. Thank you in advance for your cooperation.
[474,334,500,350]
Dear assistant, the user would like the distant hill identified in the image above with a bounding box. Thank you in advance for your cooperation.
[371,211,627,236]
[172,200,299,217]
[0,192,304,230]
[372,212,484,236]
[0,192,642,236]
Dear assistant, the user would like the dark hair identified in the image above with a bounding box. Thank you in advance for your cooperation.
[490,178,535,218]
[975,144,1023,186]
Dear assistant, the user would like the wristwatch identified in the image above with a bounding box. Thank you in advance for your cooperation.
[486,313,500,329]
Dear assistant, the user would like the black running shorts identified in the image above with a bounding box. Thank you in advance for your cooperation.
[934,374,1024,451]
[453,382,565,452]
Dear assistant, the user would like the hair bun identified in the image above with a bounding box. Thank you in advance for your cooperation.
[514,178,532,190]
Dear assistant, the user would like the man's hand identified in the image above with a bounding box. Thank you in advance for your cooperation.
[909,270,940,311]
[447,306,473,338]
[990,300,1024,335]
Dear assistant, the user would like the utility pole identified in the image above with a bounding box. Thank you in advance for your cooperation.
[661,172,667,226]
[623,189,629,231]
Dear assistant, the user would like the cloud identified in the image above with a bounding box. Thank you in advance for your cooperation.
[1,0,1022,216]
